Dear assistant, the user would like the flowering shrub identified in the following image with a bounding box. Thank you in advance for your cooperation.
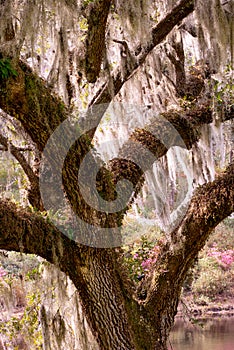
[141,245,160,271]
[191,243,234,299]
[123,236,163,282]
[208,245,234,269]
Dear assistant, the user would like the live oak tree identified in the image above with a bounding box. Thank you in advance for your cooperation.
[0,0,233,349]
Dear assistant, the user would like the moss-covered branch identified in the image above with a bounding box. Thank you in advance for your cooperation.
[0,198,143,349]
[0,199,82,274]
[106,103,212,204]
[0,61,68,151]
[136,164,234,347]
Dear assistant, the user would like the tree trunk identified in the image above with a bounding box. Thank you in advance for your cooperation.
[1,164,233,349]
[0,0,233,348]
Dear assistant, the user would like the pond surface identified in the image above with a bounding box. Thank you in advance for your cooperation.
[168,317,234,350]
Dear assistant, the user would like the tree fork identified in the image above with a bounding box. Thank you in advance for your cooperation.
[0,164,233,349]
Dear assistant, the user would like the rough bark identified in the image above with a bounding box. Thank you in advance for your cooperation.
[0,49,233,350]
[0,200,147,349]
[54,100,215,243]
[137,163,234,349]
[0,164,233,349]
[84,0,111,83]
[0,61,68,151]
[0,1,233,349]
[0,1,195,151]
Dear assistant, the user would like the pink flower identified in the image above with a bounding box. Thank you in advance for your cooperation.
[141,259,151,270]
[141,257,157,271]
[0,267,7,278]
[208,248,234,267]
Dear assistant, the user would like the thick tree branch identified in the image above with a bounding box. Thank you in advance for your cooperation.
[0,199,81,273]
[139,0,194,64]
[60,103,213,232]
[0,199,144,349]
[90,0,195,108]
[136,164,234,346]
[107,104,212,203]
[0,61,68,151]
[0,0,15,56]
[59,100,233,236]
[0,0,195,153]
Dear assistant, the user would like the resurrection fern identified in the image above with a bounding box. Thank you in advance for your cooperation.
[0,58,18,80]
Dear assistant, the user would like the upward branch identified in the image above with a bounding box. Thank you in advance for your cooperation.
[90,0,195,108]
[0,163,233,348]
[138,163,234,318]
[0,0,195,152]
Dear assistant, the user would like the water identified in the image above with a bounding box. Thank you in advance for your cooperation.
[168,317,234,350]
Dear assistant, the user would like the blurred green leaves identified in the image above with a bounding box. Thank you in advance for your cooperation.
[0,58,18,80]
